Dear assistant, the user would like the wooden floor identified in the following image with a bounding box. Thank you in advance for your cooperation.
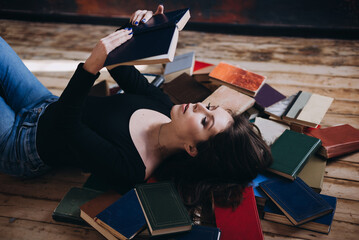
[0,20,358,240]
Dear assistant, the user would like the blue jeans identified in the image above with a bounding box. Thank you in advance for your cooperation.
[0,37,58,177]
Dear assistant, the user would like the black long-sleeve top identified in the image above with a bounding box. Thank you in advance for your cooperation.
[36,64,173,185]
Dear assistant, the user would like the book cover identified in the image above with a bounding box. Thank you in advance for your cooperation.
[80,191,122,240]
[305,124,359,158]
[96,189,147,240]
[264,94,296,120]
[202,85,255,115]
[151,225,221,240]
[193,60,215,75]
[284,91,312,120]
[215,187,264,240]
[162,73,211,104]
[135,182,193,236]
[254,117,290,146]
[164,52,195,82]
[263,193,337,234]
[209,62,266,97]
[269,129,322,180]
[259,177,333,225]
[297,155,327,193]
[52,187,103,225]
[250,173,282,207]
[105,8,190,67]
[254,83,286,109]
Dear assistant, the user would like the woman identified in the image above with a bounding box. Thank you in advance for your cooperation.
[0,5,272,222]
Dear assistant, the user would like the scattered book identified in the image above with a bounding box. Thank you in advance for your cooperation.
[209,62,266,97]
[105,8,190,67]
[269,129,322,180]
[297,155,327,193]
[264,94,296,121]
[151,225,221,240]
[259,177,333,226]
[96,189,147,240]
[80,191,123,240]
[202,85,255,115]
[251,173,282,207]
[305,124,359,158]
[164,52,195,82]
[162,73,211,104]
[135,181,193,236]
[193,60,215,75]
[52,187,103,225]
[254,117,290,146]
[263,194,336,234]
[215,187,264,240]
[254,83,286,110]
[282,91,334,128]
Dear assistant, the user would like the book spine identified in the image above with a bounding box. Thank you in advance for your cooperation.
[282,91,302,119]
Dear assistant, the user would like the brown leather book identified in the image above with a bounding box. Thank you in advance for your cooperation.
[209,62,266,96]
[305,124,359,158]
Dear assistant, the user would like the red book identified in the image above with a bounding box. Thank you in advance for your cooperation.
[305,124,359,158]
[193,60,215,74]
[209,62,266,96]
[215,186,264,240]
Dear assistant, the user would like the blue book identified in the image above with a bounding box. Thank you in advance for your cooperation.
[259,177,333,225]
[264,194,337,234]
[95,189,147,239]
[251,173,284,206]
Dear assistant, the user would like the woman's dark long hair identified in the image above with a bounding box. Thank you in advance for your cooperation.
[154,114,273,224]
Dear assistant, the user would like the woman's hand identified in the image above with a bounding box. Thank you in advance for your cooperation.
[130,4,164,26]
[83,29,133,74]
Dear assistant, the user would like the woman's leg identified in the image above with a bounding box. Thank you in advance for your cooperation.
[0,37,52,113]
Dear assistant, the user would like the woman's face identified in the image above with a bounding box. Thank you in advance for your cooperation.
[171,102,234,144]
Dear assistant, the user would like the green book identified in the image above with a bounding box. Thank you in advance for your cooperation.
[135,182,193,236]
[52,187,103,225]
[298,155,327,193]
[269,129,322,180]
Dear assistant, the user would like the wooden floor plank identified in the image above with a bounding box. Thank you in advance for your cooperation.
[325,161,359,182]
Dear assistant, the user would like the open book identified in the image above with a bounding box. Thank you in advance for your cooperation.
[105,8,190,67]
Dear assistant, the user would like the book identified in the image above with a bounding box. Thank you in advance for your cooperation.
[297,155,327,193]
[250,173,282,207]
[245,107,260,121]
[96,189,147,240]
[269,129,322,180]
[80,191,123,240]
[202,85,255,115]
[135,181,193,236]
[215,187,264,240]
[259,177,333,225]
[164,52,195,82]
[264,94,296,121]
[209,62,266,97]
[254,117,290,146]
[162,73,211,104]
[283,91,334,128]
[105,8,190,67]
[305,124,359,158]
[254,83,286,110]
[151,225,221,240]
[193,60,215,75]
[263,194,337,234]
[52,187,103,225]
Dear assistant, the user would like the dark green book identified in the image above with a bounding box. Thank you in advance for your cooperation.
[269,129,322,180]
[135,181,193,236]
[52,187,103,225]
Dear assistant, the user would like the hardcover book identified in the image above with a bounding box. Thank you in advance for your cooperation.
[209,62,266,97]
[297,155,327,193]
[254,117,290,146]
[215,187,264,240]
[305,124,359,158]
[264,94,296,121]
[254,83,286,110]
[105,8,190,67]
[193,60,215,75]
[80,191,123,240]
[52,187,103,225]
[162,73,211,104]
[164,52,195,82]
[283,91,334,128]
[269,129,322,180]
[152,225,221,240]
[202,85,255,115]
[251,173,282,207]
[96,189,147,240]
[259,177,333,225]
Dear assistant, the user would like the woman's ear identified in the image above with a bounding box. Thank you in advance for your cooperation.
[184,143,198,157]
